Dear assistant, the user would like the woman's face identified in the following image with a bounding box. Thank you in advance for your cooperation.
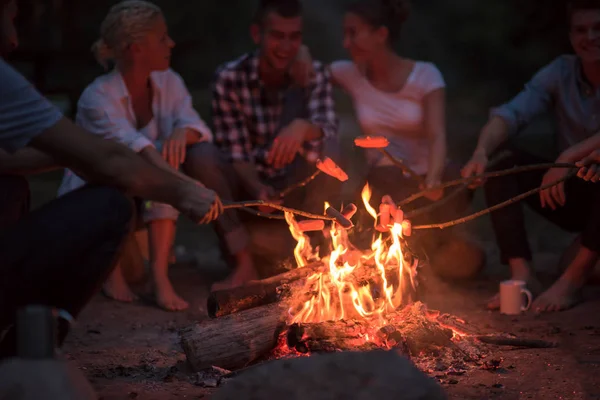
[133,15,175,71]
[342,12,387,65]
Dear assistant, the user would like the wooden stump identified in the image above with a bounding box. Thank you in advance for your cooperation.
[180,302,287,371]
[207,262,324,318]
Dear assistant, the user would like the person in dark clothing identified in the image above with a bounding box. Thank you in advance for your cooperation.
[462,0,600,312]
[0,0,222,357]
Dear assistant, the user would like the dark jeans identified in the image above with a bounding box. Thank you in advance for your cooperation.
[484,147,600,264]
[0,176,134,356]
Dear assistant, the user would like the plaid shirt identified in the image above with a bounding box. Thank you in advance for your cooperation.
[211,51,338,179]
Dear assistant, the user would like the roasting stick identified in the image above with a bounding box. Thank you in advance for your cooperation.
[222,201,354,228]
[400,160,577,207]
[411,169,578,230]
[405,151,513,219]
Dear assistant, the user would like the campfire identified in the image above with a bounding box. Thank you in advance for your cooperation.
[180,183,557,385]
[283,183,418,327]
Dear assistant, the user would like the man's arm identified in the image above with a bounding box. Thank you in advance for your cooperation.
[211,74,264,197]
[0,147,58,175]
[0,59,220,223]
[29,117,221,223]
[268,63,338,168]
[557,132,600,163]
[30,118,184,202]
[463,58,560,179]
[474,58,560,158]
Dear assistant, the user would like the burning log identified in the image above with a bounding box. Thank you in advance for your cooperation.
[285,320,409,355]
[284,304,465,358]
[207,262,324,318]
[180,302,286,372]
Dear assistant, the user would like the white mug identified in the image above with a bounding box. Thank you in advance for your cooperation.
[500,280,532,315]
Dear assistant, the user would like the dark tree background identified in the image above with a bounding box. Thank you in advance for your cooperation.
[7,0,572,159]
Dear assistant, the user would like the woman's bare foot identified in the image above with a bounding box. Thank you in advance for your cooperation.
[532,278,582,312]
[155,280,189,311]
[102,269,138,302]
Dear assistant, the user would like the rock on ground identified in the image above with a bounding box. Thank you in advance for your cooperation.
[212,350,447,400]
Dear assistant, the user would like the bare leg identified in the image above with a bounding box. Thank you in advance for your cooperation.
[211,248,258,291]
[101,263,138,302]
[533,245,598,312]
[147,219,188,311]
[487,258,542,310]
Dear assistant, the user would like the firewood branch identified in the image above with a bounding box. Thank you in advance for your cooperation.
[223,201,334,221]
[412,169,578,230]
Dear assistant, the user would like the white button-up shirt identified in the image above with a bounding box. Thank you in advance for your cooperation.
[58,67,212,192]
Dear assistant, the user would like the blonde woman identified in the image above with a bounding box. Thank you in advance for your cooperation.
[58,0,213,311]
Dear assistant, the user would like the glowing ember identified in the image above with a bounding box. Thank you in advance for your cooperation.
[284,184,419,327]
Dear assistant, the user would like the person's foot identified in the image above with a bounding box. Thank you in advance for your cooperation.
[102,271,138,303]
[532,278,582,313]
[211,251,258,292]
[155,280,189,311]
[486,276,542,310]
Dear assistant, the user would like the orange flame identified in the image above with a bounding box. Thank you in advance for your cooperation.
[285,183,418,326]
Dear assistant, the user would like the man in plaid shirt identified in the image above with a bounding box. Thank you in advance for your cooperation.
[188,0,341,291]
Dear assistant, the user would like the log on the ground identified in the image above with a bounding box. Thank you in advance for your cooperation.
[207,262,324,318]
[181,302,287,371]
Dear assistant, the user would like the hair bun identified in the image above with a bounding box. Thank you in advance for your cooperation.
[382,0,410,24]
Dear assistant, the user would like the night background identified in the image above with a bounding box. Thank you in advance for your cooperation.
[6,2,600,399]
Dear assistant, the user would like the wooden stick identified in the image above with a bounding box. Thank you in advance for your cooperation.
[223,201,334,221]
[399,161,578,207]
[412,170,577,230]
[377,149,423,183]
[405,151,513,218]
[406,184,469,219]
[237,207,286,220]
[279,170,321,198]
